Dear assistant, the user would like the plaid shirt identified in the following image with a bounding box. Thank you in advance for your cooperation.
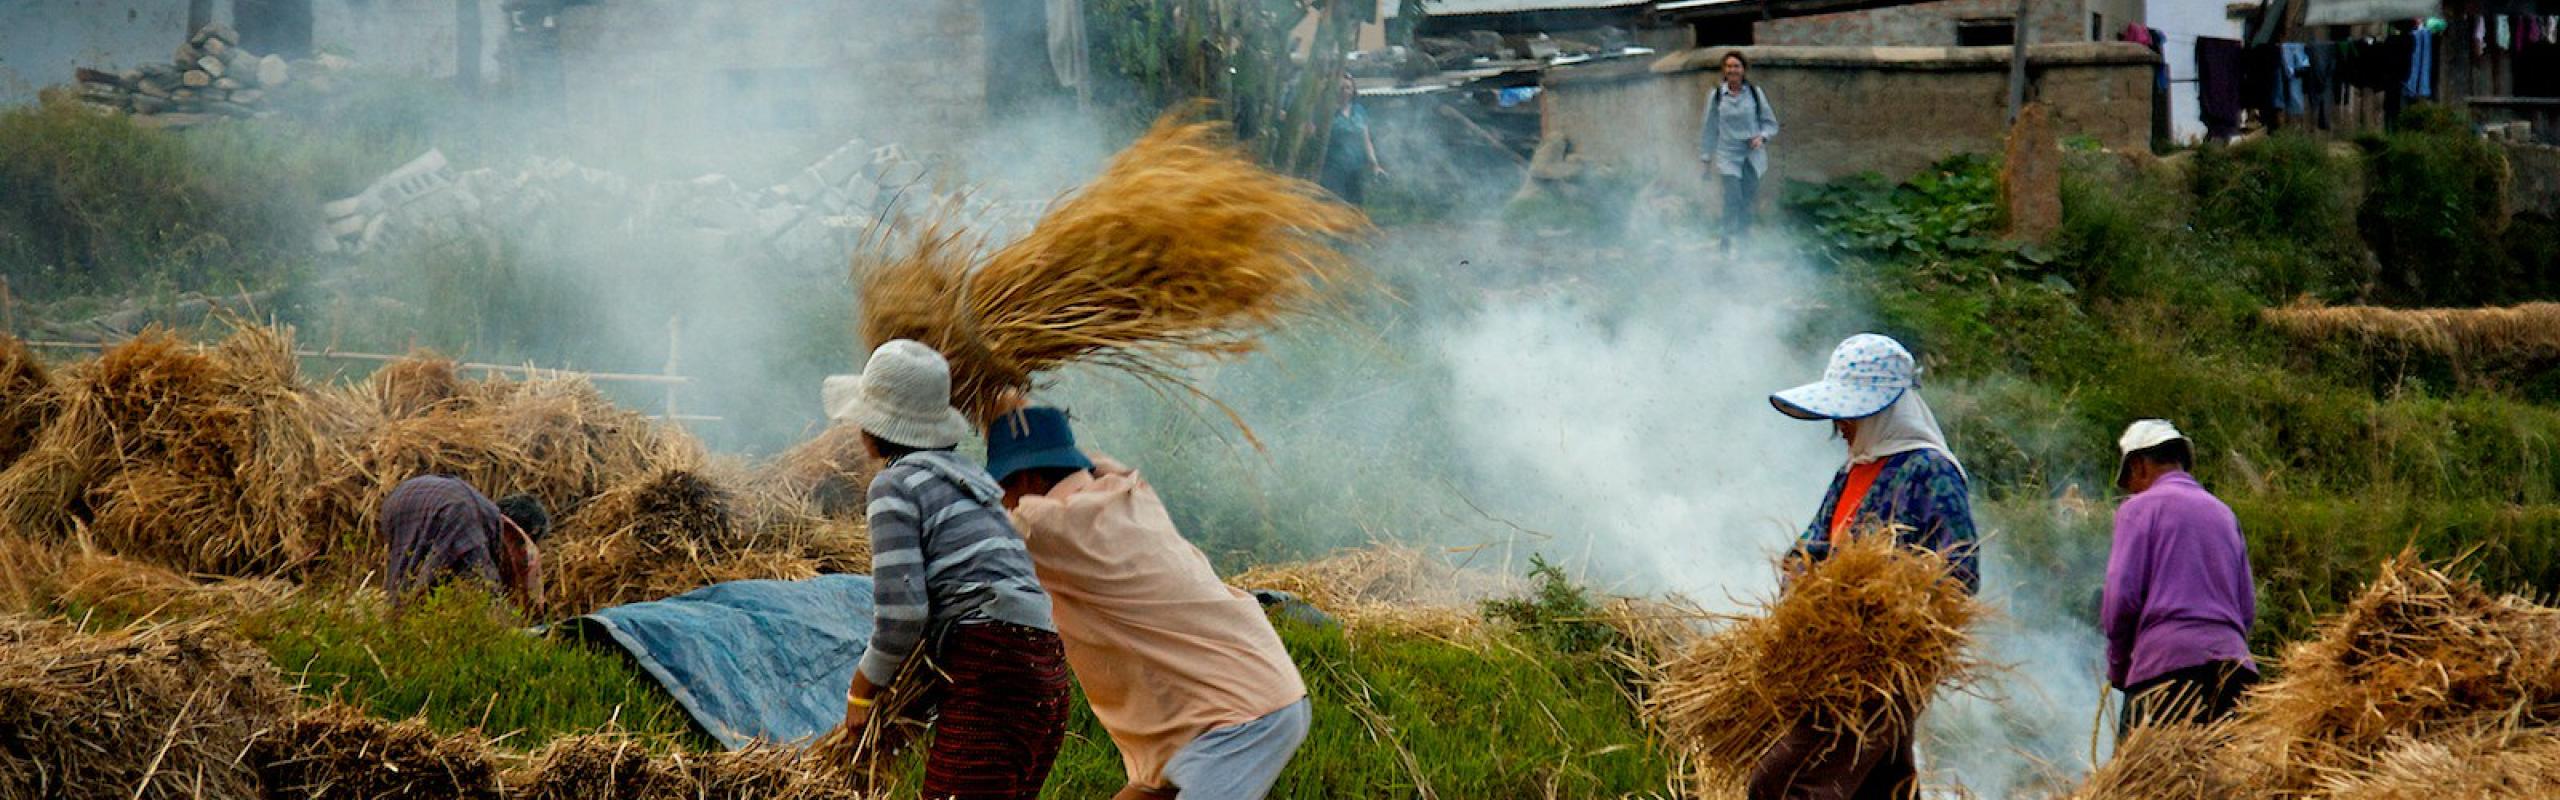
[382,476,542,610]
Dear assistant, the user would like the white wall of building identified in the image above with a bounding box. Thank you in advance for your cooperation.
[2147,0,2244,142]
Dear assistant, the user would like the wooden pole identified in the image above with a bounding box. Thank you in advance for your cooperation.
[456,0,483,93]
[188,0,215,36]
[2006,0,2030,123]
[663,315,682,420]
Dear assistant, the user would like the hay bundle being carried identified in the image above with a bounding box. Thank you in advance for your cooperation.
[1643,534,1983,786]
[857,114,1366,426]
[2223,552,2560,795]
[0,325,325,575]
[1225,542,1515,640]
[0,615,293,800]
[254,705,505,800]
[0,333,52,469]
[510,734,865,800]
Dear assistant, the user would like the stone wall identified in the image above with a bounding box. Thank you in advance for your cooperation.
[311,0,504,81]
[555,0,986,164]
[1539,43,2155,202]
[1756,0,2088,48]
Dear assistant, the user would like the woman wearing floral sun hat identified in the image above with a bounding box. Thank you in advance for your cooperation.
[1750,332,1980,800]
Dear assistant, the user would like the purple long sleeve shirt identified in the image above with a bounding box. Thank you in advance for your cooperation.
[2102,471,2258,688]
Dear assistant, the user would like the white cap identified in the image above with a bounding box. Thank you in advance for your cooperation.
[2115,419,2189,488]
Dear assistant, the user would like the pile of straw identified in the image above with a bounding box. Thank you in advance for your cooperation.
[857,115,1366,424]
[2065,721,2247,800]
[547,463,865,616]
[0,326,325,575]
[509,734,866,800]
[1225,542,1515,641]
[1642,534,1983,785]
[2261,302,2560,361]
[255,705,505,800]
[0,615,292,800]
[0,333,51,469]
[757,424,876,519]
[368,350,475,419]
[2222,553,2560,795]
[2315,729,2560,799]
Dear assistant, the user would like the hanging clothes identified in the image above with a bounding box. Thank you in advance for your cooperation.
[2241,43,2284,118]
[2307,42,2337,129]
[2280,43,2310,115]
[2198,37,2246,141]
[2406,25,2434,99]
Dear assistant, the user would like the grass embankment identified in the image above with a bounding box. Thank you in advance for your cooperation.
[1787,108,2560,655]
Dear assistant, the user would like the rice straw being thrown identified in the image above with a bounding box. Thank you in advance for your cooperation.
[1642,531,1984,789]
[855,112,1371,436]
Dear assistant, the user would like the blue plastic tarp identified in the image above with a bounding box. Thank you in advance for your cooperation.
[573,575,876,750]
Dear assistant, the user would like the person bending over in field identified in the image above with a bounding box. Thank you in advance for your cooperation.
[381,475,547,613]
[834,340,1069,800]
[981,392,1311,800]
[1758,333,1980,800]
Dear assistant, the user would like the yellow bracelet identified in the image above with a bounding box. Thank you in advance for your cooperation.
[848,694,875,709]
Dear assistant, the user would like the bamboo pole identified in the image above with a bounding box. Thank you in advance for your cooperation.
[22,340,693,386]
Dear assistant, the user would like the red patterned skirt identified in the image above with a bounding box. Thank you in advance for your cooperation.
[916,621,1071,800]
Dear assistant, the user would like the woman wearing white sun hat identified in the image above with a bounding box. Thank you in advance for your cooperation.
[833,339,1068,800]
[1749,332,1980,800]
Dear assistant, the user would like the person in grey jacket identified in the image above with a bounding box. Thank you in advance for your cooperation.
[833,339,1067,800]
[1700,50,1779,252]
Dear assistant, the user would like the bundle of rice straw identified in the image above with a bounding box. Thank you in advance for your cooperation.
[254,705,504,800]
[2314,728,2560,799]
[368,350,474,419]
[2064,721,2248,800]
[0,332,51,469]
[0,325,325,575]
[2223,552,2560,795]
[856,114,1367,426]
[757,424,877,519]
[1642,533,1983,785]
[2261,301,2560,362]
[809,648,941,794]
[0,615,292,800]
[547,463,861,616]
[510,733,867,800]
[1224,542,1515,641]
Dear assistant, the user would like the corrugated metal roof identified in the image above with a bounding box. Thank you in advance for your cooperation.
[1420,0,1650,16]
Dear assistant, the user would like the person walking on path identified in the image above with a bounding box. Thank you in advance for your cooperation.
[834,340,1069,800]
[981,396,1311,800]
[1701,50,1779,253]
[1319,73,1386,206]
[1752,333,1979,800]
[2104,419,2258,740]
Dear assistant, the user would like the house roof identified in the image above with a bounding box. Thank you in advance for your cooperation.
[1419,0,1651,16]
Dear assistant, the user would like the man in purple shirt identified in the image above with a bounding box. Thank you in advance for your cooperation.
[2103,420,2258,740]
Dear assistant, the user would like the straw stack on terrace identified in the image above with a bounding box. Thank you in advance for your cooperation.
[510,734,868,800]
[1643,534,1983,789]
[1224,542,1516,642]
[757,423,876,519]
[0,333,52,469]
[0,616,293,800]
[2065,553,2560,799]
[255,705,507,800]
[2222,553,2560,796]
[0,326,325,575]
[2261,301,2560,360]
[856,114,1366,428]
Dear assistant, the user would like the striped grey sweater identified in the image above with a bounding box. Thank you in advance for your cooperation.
[856,450,1055,686]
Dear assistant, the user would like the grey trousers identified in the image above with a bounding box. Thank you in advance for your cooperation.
[1722,166,1761,241]
[1162,698,1312,800]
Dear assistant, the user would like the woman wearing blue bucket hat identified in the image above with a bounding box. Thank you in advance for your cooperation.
[1751,332,1979,800]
